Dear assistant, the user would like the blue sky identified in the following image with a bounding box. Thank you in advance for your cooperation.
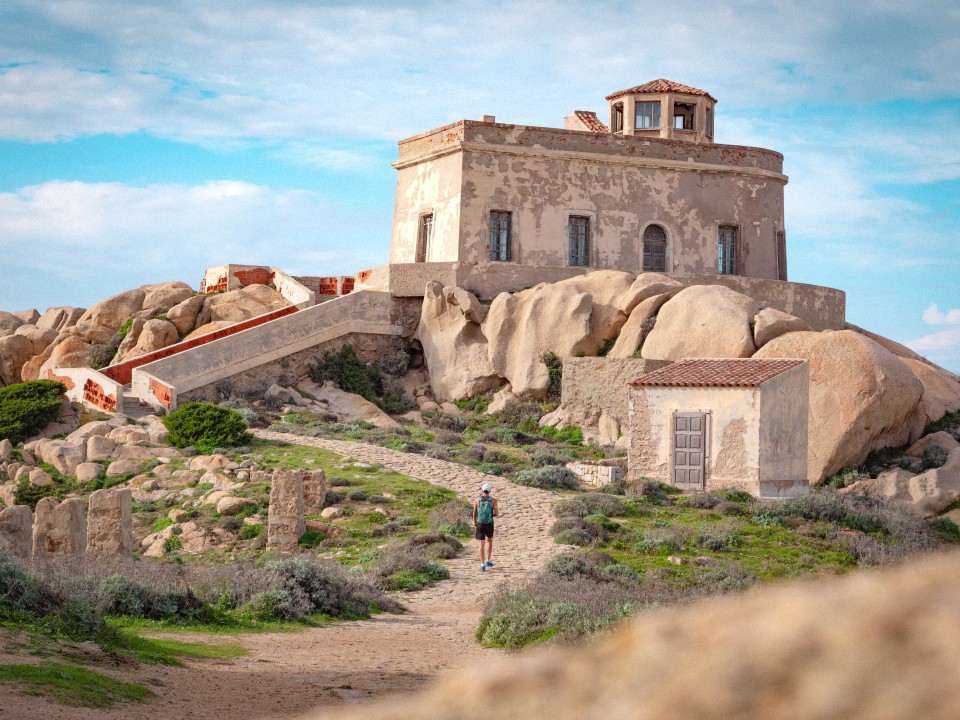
[1,0,958,371]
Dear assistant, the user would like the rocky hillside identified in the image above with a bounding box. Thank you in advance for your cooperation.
[0,281,291,386]
[416,272,960,482]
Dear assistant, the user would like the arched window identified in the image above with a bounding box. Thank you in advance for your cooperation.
[642,225,667,272]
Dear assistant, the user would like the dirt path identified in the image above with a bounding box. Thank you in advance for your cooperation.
[1,431,567,720]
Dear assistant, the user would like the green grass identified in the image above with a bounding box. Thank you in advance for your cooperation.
[102,628,247,665]
[0,662,154,707]
[248,440,457,563]
[601,502,857,580]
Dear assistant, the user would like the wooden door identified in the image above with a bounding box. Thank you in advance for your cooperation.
[673,412,706,490]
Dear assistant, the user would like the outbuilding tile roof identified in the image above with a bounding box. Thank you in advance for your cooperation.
[606,79,717,103]
[630,358,805,388]
[573,110,609,133]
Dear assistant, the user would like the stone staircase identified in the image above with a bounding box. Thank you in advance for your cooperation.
[122,388,155,419]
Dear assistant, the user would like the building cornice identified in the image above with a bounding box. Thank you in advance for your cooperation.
[393,140,788,184]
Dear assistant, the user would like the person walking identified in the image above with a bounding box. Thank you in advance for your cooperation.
[473,482,499,571]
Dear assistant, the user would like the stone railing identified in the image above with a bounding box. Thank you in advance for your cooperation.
[45,367,125,414]
[101,305,298,386]
[198,264,317,307]
[131,290,406,411]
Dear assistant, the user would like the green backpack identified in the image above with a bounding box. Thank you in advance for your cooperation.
[477,495,494,524]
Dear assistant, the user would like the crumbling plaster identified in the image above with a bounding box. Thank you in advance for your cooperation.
[391,121,786,280]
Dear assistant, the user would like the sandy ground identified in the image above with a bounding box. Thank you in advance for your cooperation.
[0,432,567,720]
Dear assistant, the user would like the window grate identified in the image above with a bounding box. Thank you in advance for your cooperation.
[718,226,737,275]
[568,216,590,266]
[490,211,511,261]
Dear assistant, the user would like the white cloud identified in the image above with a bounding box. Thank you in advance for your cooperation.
[2,0,959,145]
[923,304,960,325]
[0,180,391,311]
[908,327,960,355]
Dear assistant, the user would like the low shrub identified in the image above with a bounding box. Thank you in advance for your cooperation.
[429,499,473,537]
[515,465,580,490]
[369,540,453,591]
[98,575,202,621]
[89,343,119,370]
[162,402,251,453]
[256,556,390,620]
[308,344,382,402]
[0,380,66,445]
[13,479,62,509]
[922,445,949,470]
[634,526,689,553]
[297,530,328,548]
[541,351,563,399]
[530,443,568,468]
[238,524,263,540]
[687,492,722,509]
[539,425,584,445]
[553,494,628,519]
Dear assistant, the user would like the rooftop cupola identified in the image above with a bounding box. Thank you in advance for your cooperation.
[605,79,716,143]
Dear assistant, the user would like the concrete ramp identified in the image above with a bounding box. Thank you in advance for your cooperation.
[131,291,409,412]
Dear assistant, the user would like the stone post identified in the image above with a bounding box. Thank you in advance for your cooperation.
[33,497,86,560]
[267,469,305,552]
[0,505,33,560]
[302,470,327,516]
[86,488,133,557]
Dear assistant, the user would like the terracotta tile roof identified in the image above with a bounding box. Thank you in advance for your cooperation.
[629,358,805,388]
[606,79,717,103]
[573,110,609,133]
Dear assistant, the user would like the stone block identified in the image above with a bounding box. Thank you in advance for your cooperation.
[267,469,305,552]
[0,505,32,559]
[86,488,132,557]
[33,497,86,559]
[302,470,327,516]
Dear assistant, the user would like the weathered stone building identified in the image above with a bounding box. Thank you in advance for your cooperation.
[628,358,810,497]
[389,79,789,291]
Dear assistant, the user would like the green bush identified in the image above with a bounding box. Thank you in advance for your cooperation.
[541,351,563,399]
[13,479,62,509]
[515,465,580,490]
[162,402,251,453]
[0,380,66,445]
[89,344,119,370]
[238,524,263,540]
[922,445,949,470]
[98,575,202,621]
[308,345,382,401]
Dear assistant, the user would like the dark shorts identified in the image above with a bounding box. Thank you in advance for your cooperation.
[475,523,494,540]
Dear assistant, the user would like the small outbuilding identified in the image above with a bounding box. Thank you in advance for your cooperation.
[627,358,809,497]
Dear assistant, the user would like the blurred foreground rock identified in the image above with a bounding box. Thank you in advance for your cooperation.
[315,550,960,720]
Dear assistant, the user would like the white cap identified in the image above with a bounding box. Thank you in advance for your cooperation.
[481,483,492,492]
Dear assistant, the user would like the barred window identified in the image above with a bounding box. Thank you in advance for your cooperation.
[490,211,512,261]
[568,216,590,267]
[642,224,667,272]
[718,226,738,275]
[416,213,433,262]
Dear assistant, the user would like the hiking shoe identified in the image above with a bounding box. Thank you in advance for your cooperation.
[485,561,494,567]
[479,564,486,571]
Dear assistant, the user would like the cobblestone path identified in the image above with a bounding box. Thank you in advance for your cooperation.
[252,429,570,604]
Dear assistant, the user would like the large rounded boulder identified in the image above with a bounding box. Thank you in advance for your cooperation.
[482,271,633,398]
[641,285,759,361]
[415,283,500,402]
[755,329,925,482]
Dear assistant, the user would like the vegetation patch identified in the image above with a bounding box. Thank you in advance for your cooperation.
[0,380,66,445]
[0,662,154,708]
[163,402,252,453]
